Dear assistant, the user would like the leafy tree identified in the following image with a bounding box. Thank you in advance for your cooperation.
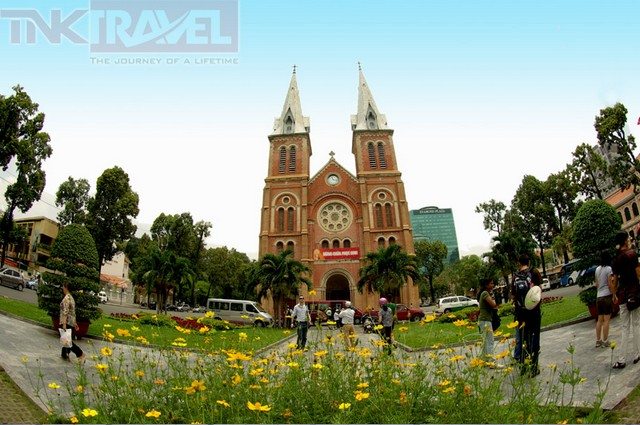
[141,247,192,313]
[572,199,621,270]
[434,255,487,296]
[55,177,90,225]
[150,212,195,257]
[545,171,579,264]
[201,246,252,301]
[357,244,420,300]
[475,199,507,235]
[511,175,556,277]
[414,240,447,304]
[37,224,101,322]
[86,166,139,269]
[254,249,311,325]
[594,102,639,192]
[0,85,53,265]
[484,230,536,286]
[567,143,610,199]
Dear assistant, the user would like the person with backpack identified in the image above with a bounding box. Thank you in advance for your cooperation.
[611,231,640,369]
[477,278,498,359]
[511,254,542,377]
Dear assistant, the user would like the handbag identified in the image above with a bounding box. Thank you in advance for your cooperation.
[59,328,72,348]
[627,292,640,312]
[491,309,501,331]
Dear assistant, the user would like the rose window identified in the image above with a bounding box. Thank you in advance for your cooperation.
[318,202,352,232]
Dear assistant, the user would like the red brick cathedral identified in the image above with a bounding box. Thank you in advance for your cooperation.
[259,68,419,314]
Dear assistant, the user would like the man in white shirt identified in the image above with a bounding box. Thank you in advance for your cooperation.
[338,301,356,348]
[291,295,311,349]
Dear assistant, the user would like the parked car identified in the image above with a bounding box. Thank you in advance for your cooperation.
[165,304,177,311]
[541,278,551,291]
[0,267,25,291]
[98,291,108,303]
[435,295,479,314]
[395,304,425,322]
[176,303,191,312]
[25,278,39,290]
[192,306,206,313]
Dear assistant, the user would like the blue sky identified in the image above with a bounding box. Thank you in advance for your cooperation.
[1,0,639,259]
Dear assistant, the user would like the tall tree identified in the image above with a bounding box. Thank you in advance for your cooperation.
[485,230,536,286]
[141,247,191,313]
[572,199,621,270]
[567,143,610,200]
[414,240,447,304]
[201,246,252,301]
[0,85,53,265]
[357,244,420,300]
[254,249,311,325]
[55,177,90,225]
[475,199,507,235]
[434,255,488,296]
[511,175,556,277]
[545,171,579,264]
[86,166,139,270]
[594,102,639,192]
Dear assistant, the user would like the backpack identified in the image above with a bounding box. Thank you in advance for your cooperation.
[513,270,532,310]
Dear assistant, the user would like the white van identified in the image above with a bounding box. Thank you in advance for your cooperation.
[206,298,273,327]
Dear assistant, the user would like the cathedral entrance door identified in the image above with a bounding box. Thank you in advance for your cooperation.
[325,274,350,300]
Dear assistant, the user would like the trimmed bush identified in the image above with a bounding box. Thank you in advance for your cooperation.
[37,224,102,322]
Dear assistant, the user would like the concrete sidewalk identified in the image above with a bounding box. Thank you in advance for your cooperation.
[1,311,639,420]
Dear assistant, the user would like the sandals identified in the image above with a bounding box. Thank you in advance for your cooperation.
[613,361,626,369]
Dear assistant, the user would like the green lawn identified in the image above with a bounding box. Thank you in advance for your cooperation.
[395,294,590,349]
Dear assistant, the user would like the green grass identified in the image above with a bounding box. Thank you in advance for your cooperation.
[395,294,590,349]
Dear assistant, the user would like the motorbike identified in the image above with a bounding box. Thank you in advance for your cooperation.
[362,314,375,334]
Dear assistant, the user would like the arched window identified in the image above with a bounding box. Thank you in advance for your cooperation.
[384,203,393,227]
[287,241,295,253]
[321,240,329,249]
[633,203,639,217]
[332,239,340,249]
[388,236,396,245]
[368,143,377,168]
[288,146,296,172]
[276,241,284,252]
[278,146,286,173]
[378,237,385,248]
[374,204,383,227]
[276,208,285,232]
[625,207,631,221]
[287,207,295,232]
[343,239,351,248]
[284,115,294,134]
[618,212,623,223]
[377,142,387,168]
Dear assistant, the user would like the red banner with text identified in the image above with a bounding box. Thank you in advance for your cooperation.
[313,247,360,260]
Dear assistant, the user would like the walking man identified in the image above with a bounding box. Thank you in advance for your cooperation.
[339,301,356,348]
[512,254,542,376]
[291,295,311,349]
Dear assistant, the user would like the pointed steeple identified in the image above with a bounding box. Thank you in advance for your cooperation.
[272,67,310,135]
[351,64,388,131]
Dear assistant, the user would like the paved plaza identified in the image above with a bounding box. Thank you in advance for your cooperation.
[1,310,640,422]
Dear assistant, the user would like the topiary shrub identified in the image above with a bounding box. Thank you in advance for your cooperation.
[37,224,102,322]
[572,199,620,275]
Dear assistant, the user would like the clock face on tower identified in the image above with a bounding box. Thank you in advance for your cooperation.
[327,174,340,186]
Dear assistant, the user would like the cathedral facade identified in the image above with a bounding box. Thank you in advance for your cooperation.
[259,68,419,314]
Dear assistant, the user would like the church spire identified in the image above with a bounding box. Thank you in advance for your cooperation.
[272,67,310,135]
[351,64,388,131]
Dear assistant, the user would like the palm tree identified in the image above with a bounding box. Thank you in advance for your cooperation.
[142,248,192,313]
[357,244,420,301]
[254,249,311,326]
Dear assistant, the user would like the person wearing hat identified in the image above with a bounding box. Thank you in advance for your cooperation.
[611,231,640,369]
[291,295,311,349]
[338,301,356,348]
[511,254,542,377]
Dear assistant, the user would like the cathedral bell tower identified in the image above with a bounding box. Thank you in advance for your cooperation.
[259,68,312,261]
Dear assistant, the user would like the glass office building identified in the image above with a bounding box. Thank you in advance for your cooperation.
[410,206,460,263]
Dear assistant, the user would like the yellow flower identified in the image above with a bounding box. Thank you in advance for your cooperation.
[100,346,113,356]
[493,330,503,337]
[95,363,108,373]
[199,326,210,334]
[338,403,351,410]
[247,401,271,412]
[184,386,196,395]
[438,380,451,387]
[81,408,98,417]
[239,332,248,341]
[102,324,111,328]
[399,391,407,404]
[373,324,383,331]
[217,400,230,408]
[354,391,370,401]
[116,328,131,337]
[75,385,84,393]
[398,326,408,332]
[464,385,472,396]
[135,370,145,378]
[423,314,436,323]
[442,386,455,394]
[610,341,617,349]
[507,321,519,329]
[391,379,401,385]
[70,416,79,423]
[447,313,456,319]
[308,289,317,296]
[241,314,250,319]
[250,368,264,376]
[312,363,324,370]
[205,311,215,318]
[287,361,299,368]
[48,382,60,389]
[356,382,369,389]
[287,342,297,349]
[20,355,28,363]
[495,349,509,359]
[469,357,485,368]
[282,330,291,335]
[154,378,165,385]
[145,409,161,418]
[191,380,206,391]
[453,319,468,327]
[130,326,140,332]
[449,355,464,362]
[557,420,568,424]
[314,350,328,358]
[232,374,242,385]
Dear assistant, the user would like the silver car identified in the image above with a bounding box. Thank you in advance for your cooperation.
[0,267,25,291]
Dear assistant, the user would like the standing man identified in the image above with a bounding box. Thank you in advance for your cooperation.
[611,231,640,369]
[511,254,542,377]
[339,301,356,348]
[291,295,311,350]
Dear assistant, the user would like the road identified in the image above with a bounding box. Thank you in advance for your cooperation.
[421,283,584,313]
[0,284,201,318]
